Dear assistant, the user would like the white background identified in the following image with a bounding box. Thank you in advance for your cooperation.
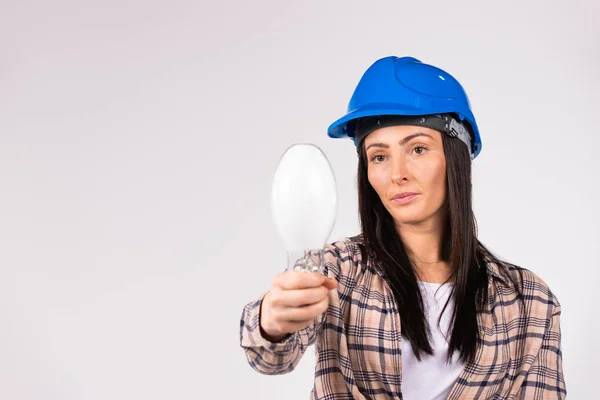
[1,0,598,398]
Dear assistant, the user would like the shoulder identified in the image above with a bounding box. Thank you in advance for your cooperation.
[322,234,364,260]
[320,234,368,280]
[492,260,561,316]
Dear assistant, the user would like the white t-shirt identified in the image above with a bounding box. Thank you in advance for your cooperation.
[401,281,465,400]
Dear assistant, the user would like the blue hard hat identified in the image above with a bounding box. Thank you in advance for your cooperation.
[327,56,482,159]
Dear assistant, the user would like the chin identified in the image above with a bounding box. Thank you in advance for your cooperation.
[387,202,446,228]
[393,215,428,226]
[387,208,428,226]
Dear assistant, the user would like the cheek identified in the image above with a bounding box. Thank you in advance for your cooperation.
[367,167,389,193]
[425,161,447,201]
[411,158,446,196]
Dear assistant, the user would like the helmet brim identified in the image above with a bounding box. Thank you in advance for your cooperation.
[327,102,439,139]
[327,102,482,159]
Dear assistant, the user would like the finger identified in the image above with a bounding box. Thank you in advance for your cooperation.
[275,286,329,307]
[273,271,327,290]
[280,319,316,333]
[281,296,330,321]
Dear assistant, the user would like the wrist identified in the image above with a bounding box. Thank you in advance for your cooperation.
[258,292,287,342]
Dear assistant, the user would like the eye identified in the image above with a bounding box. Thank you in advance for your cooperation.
[370,155,386,163]
[413,145,429,155]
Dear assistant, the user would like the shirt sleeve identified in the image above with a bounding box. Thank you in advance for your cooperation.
[518,301,567,399]
[239,244,341,375]
[239,292,327,375]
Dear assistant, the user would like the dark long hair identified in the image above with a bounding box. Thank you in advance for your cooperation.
[356,128,512,364]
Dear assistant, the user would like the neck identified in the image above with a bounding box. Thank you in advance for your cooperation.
[396,217,452,283]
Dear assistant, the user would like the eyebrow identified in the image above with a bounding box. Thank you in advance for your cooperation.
[365,132,435,151]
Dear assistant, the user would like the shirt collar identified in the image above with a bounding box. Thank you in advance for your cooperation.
[350,234,512,285]
[483,255,512,285]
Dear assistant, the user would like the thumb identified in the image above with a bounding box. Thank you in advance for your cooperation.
[322,277,338,290]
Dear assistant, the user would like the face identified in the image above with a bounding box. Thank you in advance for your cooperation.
[364,125,447,229]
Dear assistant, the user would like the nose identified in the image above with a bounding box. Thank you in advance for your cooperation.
[390,153,410,184]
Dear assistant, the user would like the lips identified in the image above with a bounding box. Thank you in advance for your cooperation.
[392,192,419,200]
[391,192,419,205]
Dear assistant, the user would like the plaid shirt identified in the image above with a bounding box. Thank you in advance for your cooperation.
[240,236,566,399]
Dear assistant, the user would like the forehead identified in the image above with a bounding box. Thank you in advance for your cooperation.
[364,125,442,145]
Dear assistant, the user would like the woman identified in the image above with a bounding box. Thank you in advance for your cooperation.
[239,56,566,399]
